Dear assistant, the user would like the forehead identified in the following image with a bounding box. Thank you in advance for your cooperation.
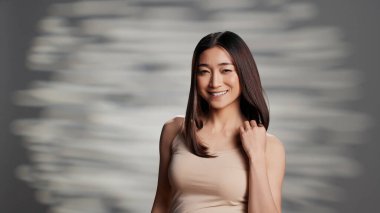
[198,46,234,65]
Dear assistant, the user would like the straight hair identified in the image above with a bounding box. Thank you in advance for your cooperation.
[181,31,270,158]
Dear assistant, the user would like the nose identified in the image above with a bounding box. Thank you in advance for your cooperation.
[209,72,222,88]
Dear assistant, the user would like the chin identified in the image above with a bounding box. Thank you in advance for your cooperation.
[208,101,233,110]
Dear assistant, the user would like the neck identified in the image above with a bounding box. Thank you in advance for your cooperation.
[204,100,246,135]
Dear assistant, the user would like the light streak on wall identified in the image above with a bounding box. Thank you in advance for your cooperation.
[11,0,371,212]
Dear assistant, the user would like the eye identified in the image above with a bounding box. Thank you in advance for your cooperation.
[223,69,232,73]
[196,70,209,75]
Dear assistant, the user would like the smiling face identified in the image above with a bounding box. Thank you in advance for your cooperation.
[196,46,241,110]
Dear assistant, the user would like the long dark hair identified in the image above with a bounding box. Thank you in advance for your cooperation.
[181,31,270,158]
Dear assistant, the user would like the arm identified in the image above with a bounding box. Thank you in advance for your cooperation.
[151,116,183,213]
[239,120,286,213]
[248,134,286,213]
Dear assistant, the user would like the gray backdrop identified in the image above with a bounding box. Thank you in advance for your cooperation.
[1,0,379,212]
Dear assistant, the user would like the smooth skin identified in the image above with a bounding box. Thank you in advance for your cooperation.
[151,116,183,212]
[151,46,286,213]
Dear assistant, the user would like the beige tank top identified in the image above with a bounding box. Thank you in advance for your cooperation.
[168,131,249,213]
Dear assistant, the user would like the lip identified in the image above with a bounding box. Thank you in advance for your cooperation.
[208,90,229,98]
[208,90,228,94]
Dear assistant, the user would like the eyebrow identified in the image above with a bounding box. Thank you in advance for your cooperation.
[197,62,233,67]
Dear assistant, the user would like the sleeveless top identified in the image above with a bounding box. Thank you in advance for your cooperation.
[168,131,249,213]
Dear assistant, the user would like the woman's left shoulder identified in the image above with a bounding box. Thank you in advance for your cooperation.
[265,132,286,157]
[265,133,286,183]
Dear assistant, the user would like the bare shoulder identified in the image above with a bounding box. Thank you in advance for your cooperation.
[160,115,185,149]
[163,115,184,131]
[265,132,286,191]
[265,132,286,159]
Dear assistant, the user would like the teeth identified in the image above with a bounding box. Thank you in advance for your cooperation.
[210,90,228,96]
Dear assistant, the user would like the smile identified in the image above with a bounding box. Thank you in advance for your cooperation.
[208,90,228,96]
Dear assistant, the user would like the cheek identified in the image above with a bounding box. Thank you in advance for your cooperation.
[195,82,204,97]
[227,75,240,90]
[196,77,208,89]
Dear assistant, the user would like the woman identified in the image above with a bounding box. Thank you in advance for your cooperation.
[151,31,286,213]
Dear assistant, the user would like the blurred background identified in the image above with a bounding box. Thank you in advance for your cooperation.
[1,0,379,212]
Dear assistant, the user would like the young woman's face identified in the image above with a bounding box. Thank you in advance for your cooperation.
[196,46,241,110]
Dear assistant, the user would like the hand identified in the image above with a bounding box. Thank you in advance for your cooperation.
[239,120,267,161]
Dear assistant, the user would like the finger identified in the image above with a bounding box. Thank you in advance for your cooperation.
[257,122,264,127]
[240,126,245,134]
[243,121,251,130]
[250,120,257,127]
